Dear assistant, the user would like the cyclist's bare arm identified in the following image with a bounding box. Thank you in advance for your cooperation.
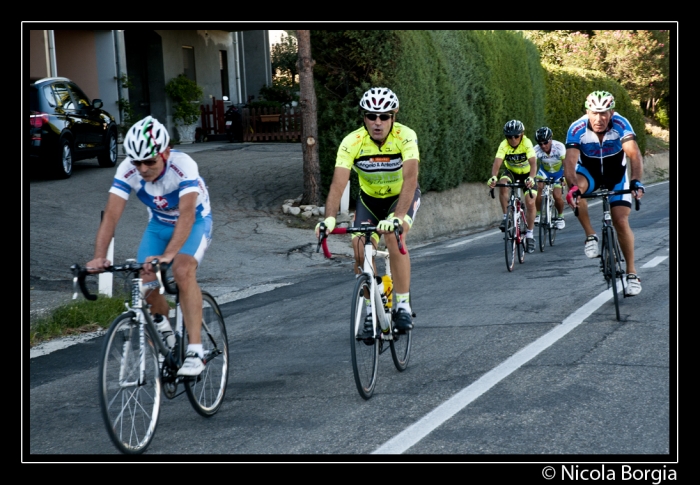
[623,138,645,200]
[87,193,127,273]
[563,147,583,208]
[161,191,198,263]
[489,157,504,187]
[383,158,418,231]
[315,166,350,238]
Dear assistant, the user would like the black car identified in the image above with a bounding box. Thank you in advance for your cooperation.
[29,77,118,179]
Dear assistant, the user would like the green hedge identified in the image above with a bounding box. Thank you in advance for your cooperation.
[310,30,644,201]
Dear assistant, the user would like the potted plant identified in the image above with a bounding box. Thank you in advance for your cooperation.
[165,74,203,144]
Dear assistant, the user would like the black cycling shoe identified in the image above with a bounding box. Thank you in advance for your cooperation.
[392,308,414,333]
[499,218,507,232]
[526,237,536,253]
[360,315,374,345]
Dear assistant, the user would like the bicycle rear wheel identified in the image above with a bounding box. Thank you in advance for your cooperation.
[99,312,161,454]
[350,274,378,399]
[390,301,412,371]
[184,292,229,417]
[504,207,516,272]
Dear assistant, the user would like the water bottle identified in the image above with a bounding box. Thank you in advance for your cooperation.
[376,276,386,306]
[381,274,393,309]
[154,313,176,349]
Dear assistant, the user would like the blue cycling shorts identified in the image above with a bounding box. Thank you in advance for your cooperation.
[137,216,212,265]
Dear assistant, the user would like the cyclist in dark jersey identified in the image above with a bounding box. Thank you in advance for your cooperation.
[564,91,645,296]
[315,87,420,335]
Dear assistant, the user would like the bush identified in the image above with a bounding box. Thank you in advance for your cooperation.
[165,74,203,126]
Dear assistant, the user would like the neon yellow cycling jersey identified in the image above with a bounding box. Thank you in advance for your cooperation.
[335,122,420,198]
[495,135,537,174]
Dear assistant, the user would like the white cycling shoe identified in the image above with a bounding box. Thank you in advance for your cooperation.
[178,351,205,377]
[584,235,599,258]
[625,274,642,296]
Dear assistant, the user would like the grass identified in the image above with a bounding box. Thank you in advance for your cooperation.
[30,294,129,347]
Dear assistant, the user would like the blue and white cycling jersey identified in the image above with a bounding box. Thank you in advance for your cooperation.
[109,150,212,226]
[565,112,636,185]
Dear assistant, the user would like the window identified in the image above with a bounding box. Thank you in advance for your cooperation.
[182,46,196,82]
[219,50,230,99]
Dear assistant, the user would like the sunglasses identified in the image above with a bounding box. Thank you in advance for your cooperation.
[538,141,550,146]
[506,135,521,140]
[364,113,393,121]
[130,156,160,167]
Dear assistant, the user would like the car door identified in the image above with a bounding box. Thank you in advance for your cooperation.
[64,82,105,153]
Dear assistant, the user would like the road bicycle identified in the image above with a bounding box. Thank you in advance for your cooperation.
[70,259,229,454]
[537,176,564,252]
[317,222,412,400]
[491,182,533,272]
[576,188,641,321]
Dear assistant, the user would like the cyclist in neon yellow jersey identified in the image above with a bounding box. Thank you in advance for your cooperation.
[487,120,538,253]
[316,87,420,336]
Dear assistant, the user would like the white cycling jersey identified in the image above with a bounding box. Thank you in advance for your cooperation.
[109,150,211,225]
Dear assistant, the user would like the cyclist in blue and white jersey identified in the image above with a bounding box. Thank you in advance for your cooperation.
[86,116,213,375]
[533,126,567,230]
[563,91,645,296]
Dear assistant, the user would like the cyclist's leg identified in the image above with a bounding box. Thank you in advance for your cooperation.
[573,166,596,236]
[137,221,171,316]
[352,192,380,275]
[611,204,635,275]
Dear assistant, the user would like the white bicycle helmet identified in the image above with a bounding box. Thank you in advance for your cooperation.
[359,87,399,112]
[123,116,170,160]
[584,91,616,112]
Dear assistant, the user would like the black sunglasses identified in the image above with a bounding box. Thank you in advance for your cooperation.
[130,155,160,167]
[365,113,393,121]
[506,134,521,140]
[538,140,550,146]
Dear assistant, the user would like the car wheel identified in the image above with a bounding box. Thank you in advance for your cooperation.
[98,128,118,168]
[54,137,73,179]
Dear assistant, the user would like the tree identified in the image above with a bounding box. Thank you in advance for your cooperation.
[271,31,299,86]
[296,30,321,206]
[523,29,670,118]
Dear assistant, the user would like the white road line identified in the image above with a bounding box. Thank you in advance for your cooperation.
[446,231,501,248]
[373,288,615,454]
[643,256,668,268]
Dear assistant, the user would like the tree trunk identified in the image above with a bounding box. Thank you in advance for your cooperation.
[296,30,321,206]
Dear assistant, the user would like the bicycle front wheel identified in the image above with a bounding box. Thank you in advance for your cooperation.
[548,198,557,246]
[517,210,526,264]
[538,196,547,252]
[184,292,229,417]
[350,274,378,399]
[99,312,161,454]
[605,226,621,321]
[504,208,516,272]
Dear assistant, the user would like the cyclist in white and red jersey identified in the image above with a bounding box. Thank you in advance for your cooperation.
[533,126,567,230]
[315,87,420,336]
[86,116,213,375]
[564,91,645,296]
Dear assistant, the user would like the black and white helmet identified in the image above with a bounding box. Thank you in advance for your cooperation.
[503,119,524,137]
[123,116,170,160]
[359,87,399,113]
[535,126,553,143]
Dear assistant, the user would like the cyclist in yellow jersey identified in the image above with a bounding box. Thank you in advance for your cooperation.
[315,87,420,335]
[487,119,538,253]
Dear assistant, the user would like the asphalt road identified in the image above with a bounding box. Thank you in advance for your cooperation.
[26,157,674,465]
